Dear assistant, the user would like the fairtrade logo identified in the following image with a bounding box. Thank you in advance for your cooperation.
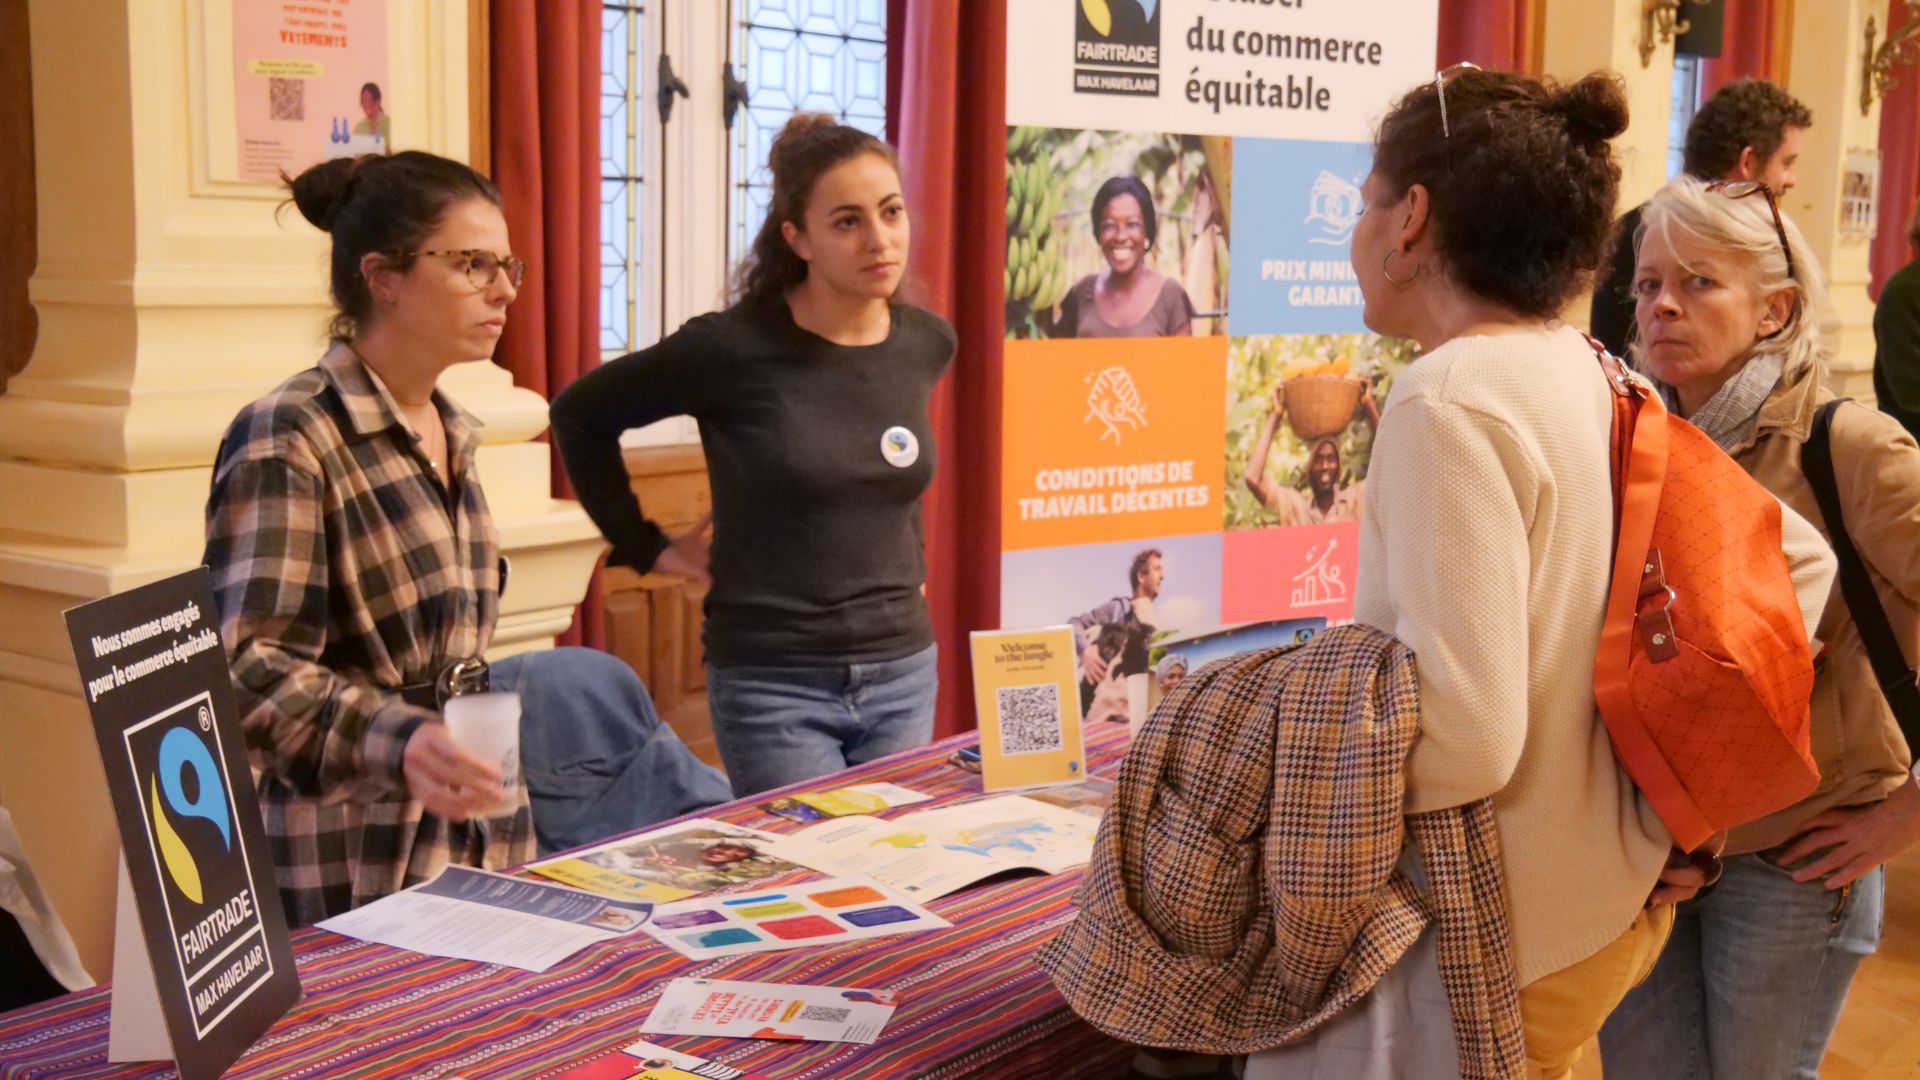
[1079,0,1158,35]
[1074,0,1161,96]
[149,726,232,905]
[881,426,921,468]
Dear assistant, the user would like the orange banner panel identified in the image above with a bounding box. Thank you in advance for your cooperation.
[1002,337,1227,551]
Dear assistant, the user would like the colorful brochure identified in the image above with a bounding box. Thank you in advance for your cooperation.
[315,866,653,972]
[528,820,806,903]
[640,875,950,961]
[969,626,1086,791]
[765,795,1099,899]
[641,978,898,1044]
[759,782,933,823]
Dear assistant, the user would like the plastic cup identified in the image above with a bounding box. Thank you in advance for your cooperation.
[442,691,522,817]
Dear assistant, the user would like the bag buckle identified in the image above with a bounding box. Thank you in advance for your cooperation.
[1636,549,1679,662]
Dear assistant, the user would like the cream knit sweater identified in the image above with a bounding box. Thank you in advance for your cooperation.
[1355,326,1834,987]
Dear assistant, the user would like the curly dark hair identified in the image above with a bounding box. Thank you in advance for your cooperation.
[1371,69,1629,318]
[1091,175,1159,250]
[1682,78,1811,180]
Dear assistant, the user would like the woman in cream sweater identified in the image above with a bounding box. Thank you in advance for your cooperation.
[1245,68,1833,1080]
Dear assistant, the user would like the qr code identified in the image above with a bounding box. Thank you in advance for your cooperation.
[269,77,304,121]
[996,683,1063,755]
[798,1004,851,1023]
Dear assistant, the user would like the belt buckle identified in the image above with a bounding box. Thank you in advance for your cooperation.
[435,656,491,710]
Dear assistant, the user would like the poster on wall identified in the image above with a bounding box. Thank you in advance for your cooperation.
[231,0,391,184]
[999,0,1438,725]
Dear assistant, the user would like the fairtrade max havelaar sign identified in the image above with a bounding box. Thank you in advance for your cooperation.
[65,568,299,1080]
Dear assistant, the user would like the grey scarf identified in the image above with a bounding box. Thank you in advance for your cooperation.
[1655,350,1785,452]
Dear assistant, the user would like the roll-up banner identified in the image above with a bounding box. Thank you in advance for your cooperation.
[1001,1,1439,722]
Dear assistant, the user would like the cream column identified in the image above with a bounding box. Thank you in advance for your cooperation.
[1540,0,1680,328]
[1786,0,1884,399]
[0,0,603,975]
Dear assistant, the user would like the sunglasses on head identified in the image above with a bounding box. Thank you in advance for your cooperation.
[1704,180,1797,283]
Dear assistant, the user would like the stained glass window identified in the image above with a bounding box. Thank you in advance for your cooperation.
[731,0,887,263]
[601,3,644,354]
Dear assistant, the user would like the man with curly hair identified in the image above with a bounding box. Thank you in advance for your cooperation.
[1590,78,1812,357]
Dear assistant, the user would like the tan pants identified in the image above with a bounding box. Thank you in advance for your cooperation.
[1519,903,1676,1079]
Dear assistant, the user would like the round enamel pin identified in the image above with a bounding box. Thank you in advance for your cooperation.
[881,426,920,468]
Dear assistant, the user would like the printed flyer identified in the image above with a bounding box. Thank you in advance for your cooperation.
[969,626,1085,790]
[529,820,805,903]
[760,782,934,824]
[642,978,898,1044]
[640,875,950,961]
[767,795,1099,899]
[315,866,654,973]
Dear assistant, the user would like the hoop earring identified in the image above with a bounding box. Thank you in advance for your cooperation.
[1382,249,1419,286]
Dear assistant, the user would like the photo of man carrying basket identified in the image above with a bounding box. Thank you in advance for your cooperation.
[1226,334,1411,530]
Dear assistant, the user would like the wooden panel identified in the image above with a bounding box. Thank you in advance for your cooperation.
[647,580,685,713]
[597,445,714,744]
[602,582,654,687]
[0,0,36,395]
[682,589,706,692]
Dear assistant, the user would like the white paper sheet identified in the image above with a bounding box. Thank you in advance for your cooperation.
[316,866,653,972]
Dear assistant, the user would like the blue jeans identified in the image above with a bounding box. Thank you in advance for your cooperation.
[1596,852,1885,1079]
[492,647,732,854]
[705,644,938,798]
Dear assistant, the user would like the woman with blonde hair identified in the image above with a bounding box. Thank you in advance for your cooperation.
[1599,175,1920,1079]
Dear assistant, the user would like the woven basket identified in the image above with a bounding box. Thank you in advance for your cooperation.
[1283,376,1363,441]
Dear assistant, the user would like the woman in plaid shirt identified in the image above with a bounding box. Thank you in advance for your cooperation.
[204,152,728,925]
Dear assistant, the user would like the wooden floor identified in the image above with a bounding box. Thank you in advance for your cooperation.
[661,701,1920,1077]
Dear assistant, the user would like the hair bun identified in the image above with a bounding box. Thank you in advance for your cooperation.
[768,112,841,175]
[1549,73,1630,147]
[285,155,374,232]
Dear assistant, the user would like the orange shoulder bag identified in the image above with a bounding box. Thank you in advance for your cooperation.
[1590,340,1819,852]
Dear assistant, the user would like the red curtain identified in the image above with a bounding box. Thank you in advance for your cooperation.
[490,0,605,649]
[1873,0,1920,298]
[1700,0,1783,98]
[888,0,1007,737]
[1437,0,1536,71]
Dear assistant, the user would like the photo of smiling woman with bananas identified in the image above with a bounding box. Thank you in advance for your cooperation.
[1004,126,1229,340]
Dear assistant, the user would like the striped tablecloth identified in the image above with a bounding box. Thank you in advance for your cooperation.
[0,723,1136,1079]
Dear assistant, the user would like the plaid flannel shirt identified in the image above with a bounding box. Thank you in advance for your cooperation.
[204,344,530,927]
[1037,625,1526,1079]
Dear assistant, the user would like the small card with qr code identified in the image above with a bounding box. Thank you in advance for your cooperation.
[969,626,1085,791]
[640,977,898,1044]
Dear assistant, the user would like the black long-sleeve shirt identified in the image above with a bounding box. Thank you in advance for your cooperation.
[1589,203,1646,360]
[1874,258,1920,441]
[551,298,956,667]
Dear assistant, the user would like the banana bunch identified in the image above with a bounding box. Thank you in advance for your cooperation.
[1004,126,1069,312]
[1279,355,1353,381]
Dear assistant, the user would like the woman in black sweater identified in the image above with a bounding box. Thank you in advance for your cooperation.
[551,115,956,798]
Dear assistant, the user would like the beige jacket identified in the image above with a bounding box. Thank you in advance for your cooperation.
[1726,359,1920,853]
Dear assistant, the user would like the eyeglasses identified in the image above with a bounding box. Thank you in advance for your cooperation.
[404,249,528,290]
[1705,180,1797,282]
[1434,61,1482,139]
